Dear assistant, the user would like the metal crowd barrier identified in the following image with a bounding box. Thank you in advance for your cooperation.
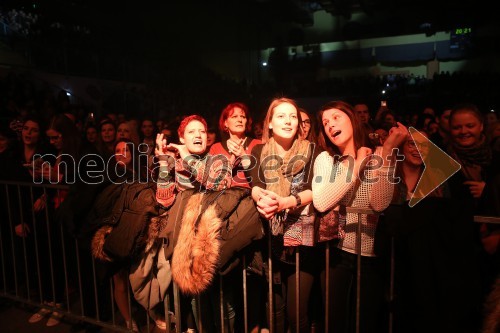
[1,180,417,333]
[0,181,390,333]
[0,181,143,332]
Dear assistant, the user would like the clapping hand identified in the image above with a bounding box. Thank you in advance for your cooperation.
[227,138,245,157]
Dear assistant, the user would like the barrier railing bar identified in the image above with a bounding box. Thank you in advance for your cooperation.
[295,249,300,333]
[0,187,6,293]
[474,216,500,224]
[59,212,70,311]
[324,241,330,333]
[242,255,248,333]
[268,232,274,333]
[75,238,84,316]
[173,282,181,333]
[17,185,30,301]
[219,274,225,333]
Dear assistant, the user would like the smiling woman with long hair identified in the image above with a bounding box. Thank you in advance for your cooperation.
[248,97,319,333]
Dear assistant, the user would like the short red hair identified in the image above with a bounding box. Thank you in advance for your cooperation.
[177,115,208,139]
[218,102,252,135]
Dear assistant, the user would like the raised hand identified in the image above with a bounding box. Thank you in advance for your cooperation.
[155,133,167,157]
[384,122,409,150]
[463,180,486,198]
[15,223,30,237]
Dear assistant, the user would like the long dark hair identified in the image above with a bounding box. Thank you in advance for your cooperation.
[113,138,146,181]
[317,100,371,157]
[47,113,81,158]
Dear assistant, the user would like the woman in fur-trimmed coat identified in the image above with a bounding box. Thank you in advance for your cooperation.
[154,114,233,331]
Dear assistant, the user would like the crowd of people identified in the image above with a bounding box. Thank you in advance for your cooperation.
[0,73,499,333]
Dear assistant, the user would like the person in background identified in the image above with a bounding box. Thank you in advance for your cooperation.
[85,125,98,146]
[429,107,452,150]
[116,120,140,147]
[353,103,373,128]
[252,120,264,140]
[139,118,156,168]
[109,139,143,332]
[446,103,499,319]
[206,126,219,152]
[96,118,117,162]
[298,108,317,143]
[26,113,82,327]
[379,132,462,333]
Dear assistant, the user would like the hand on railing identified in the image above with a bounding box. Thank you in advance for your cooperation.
[15,223,31,237]
[33,194,47,212]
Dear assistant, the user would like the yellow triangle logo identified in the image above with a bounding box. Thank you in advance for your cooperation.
[408,127,461,207]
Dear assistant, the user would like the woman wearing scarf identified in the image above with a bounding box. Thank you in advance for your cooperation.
[248,97,319,333]
[446,103,499,330]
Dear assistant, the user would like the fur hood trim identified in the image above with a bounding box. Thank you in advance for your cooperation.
[146,213,168,253]
[91,225,113,262]
[91,213,167,261]
[171,193,221,295]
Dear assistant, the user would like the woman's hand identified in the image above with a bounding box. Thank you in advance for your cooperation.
[252,187,279,219]
[33,194,46,212]
[15,223,30,237]
[227,139,245,157]
[166,143,189,160]
[155,133,167,157]
[36,164,61,182]
[383,122,408,150]
[463,180,486,198]
[382,122,408,165]
[353,147,373,176]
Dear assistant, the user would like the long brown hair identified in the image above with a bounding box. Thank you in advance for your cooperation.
[317,100,371,157]
[261,97,303,143]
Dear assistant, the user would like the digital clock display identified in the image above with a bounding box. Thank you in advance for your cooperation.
[454,28,472,35]
[450,27,473,50]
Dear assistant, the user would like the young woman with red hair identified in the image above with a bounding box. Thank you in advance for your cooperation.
[209,102,261,188]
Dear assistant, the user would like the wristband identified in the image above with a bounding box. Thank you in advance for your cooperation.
[292,193,301,207]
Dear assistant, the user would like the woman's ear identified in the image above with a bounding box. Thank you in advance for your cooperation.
[179,137,185,144]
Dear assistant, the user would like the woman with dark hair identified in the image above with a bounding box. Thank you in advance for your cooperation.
[249,97,319,333]
[252,119,264,140]
[139,117,156,168]
[298,108,317,143]
[25,113,82,326]
[9,116,52,305]
[96,118,117,162]
[84,124,98,146]
[206,126,219,151]
[312,100,407,333]
[109,139,143,332]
